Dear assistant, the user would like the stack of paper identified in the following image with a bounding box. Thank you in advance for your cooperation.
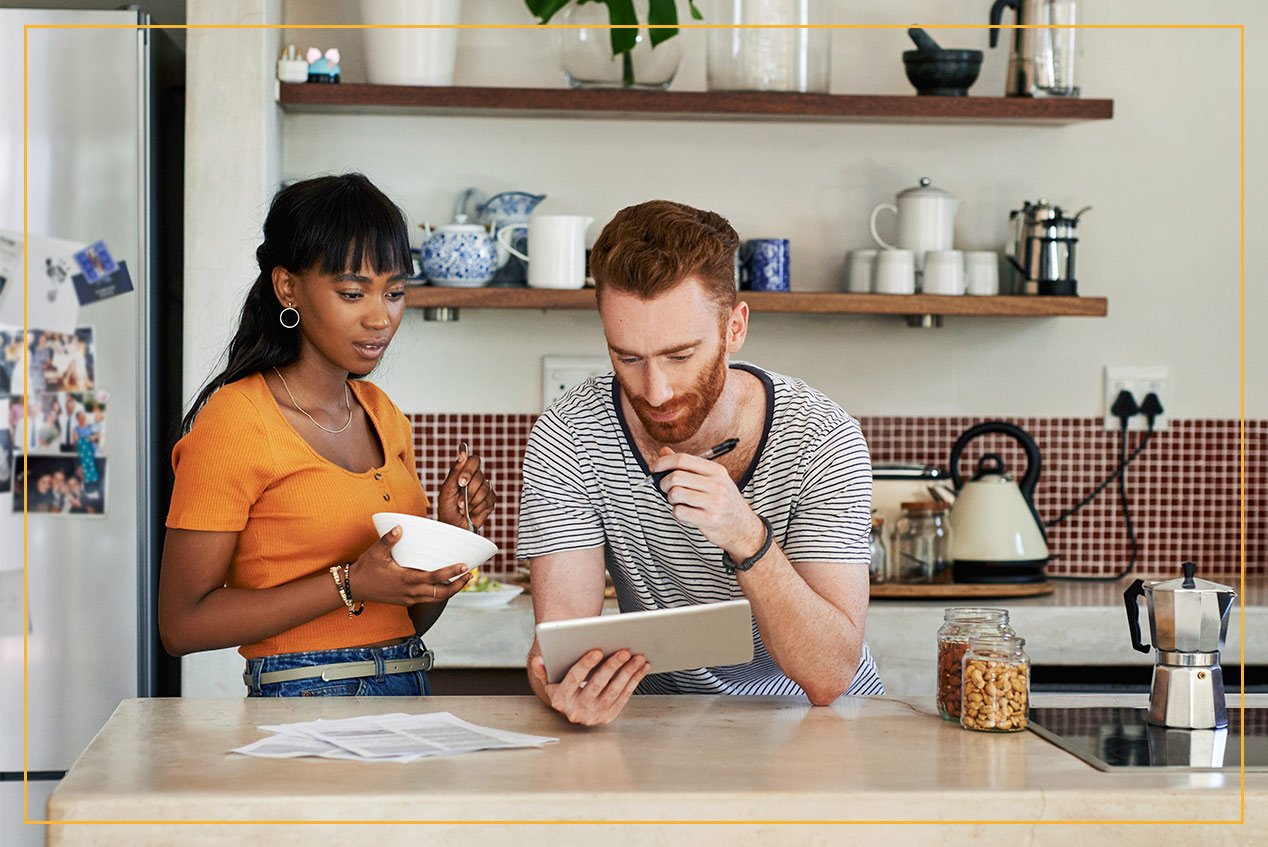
[232,711,558,763]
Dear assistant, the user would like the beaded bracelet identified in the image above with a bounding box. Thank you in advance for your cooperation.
[341,563,364,617]
[329,564,363,619]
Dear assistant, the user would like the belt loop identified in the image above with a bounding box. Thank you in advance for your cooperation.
[249,659,264,695]
[374,650,386,681]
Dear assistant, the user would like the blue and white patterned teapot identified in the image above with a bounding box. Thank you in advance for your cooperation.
[419,215,498,287]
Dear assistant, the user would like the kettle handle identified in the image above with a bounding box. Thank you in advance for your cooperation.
[989,0,1020,49]
[948,420,1046,540]
[1123,578,1151,653]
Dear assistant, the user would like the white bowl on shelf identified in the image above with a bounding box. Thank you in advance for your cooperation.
[371,512,499,572]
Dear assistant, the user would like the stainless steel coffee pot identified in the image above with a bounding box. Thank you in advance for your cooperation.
[989,0,1081,97]
[1124,562,1237,729]
[1006,199,1089,295]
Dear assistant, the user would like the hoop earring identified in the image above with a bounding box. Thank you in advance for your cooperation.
[279,307,300,329]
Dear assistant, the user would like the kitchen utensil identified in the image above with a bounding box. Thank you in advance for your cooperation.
[902,27,984,96]
[964,251,1000,295]
[706,1,830,93]
[921,250,966,295]
[371,512,499,572]
[869,177,961,270]
[1006,199,1090,295]
[947,421,1049,584]
[871,463,956,530]
[845,249,877,293]
[739,239,790,292]
[419,215,498,287]
[497,214,594,290]
[458,440,475,533]
[872,248,916,294]
[989,0,1081,97]
[1124,561,1237,729]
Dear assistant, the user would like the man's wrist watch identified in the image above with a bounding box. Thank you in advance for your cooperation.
[722,516,773,575]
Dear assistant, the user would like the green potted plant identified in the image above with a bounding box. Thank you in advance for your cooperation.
[526,0,703,89]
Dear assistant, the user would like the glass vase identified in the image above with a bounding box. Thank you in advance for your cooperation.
[556,1,683,90]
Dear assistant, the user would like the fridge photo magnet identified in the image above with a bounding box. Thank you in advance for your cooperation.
[13,454,106,517]
[27,326,95,393]
[72,260,134,305]
[0,398,10,495]
[0,231,83,334]
[72,241,117,283]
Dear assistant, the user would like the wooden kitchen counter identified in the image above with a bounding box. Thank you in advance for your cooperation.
[47,694,1265,845]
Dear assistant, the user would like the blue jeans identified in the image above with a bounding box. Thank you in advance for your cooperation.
[245,635,432,697]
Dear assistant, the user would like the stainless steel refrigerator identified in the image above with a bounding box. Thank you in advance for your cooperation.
[0,9,158,844]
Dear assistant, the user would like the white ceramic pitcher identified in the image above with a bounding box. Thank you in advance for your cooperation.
[497,214,594,290]
[869,177,961,269]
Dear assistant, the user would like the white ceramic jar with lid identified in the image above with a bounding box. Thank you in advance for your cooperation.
[868,177,961,270]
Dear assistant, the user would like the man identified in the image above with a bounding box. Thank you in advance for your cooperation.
[518,200,881,726]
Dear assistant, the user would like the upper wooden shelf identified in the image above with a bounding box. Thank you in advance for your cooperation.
[278,83,1113,125]
[404,286,1108,318]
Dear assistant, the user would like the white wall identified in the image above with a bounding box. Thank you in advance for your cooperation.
[185,1,1262,421]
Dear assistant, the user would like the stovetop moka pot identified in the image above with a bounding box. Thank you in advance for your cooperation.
[1124,562,1237,729]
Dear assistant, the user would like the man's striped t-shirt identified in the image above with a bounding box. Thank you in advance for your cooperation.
[517,362,884,697]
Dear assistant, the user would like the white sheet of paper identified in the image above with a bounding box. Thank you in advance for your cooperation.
[236,711,557,763]
[0,231,83,334]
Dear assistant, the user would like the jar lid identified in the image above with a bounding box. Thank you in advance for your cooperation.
[897,177,956,200]
[900,500,949,511]
[943,607,1009,623]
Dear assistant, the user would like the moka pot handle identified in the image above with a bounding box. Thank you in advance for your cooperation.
[1123,579,1151,653]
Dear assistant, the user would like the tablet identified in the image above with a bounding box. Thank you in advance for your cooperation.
[535,599,755,685]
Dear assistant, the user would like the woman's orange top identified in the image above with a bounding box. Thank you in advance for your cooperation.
[166,372,428,659]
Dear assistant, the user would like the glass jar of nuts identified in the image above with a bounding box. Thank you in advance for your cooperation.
[961,635,1030,733]
[936,608,1014,721]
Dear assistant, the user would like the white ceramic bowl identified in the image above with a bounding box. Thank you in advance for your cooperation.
[371,512,499,572]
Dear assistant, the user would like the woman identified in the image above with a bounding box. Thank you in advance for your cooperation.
[159,173,496,697]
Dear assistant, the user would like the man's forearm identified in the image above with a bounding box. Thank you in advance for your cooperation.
[735,546,865,704]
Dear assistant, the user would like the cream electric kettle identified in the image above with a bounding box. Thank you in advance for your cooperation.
[947,421,1049,584]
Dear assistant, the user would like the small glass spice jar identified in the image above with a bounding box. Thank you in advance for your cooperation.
[868,516,888,584]
[961,635,1030,733]
[936,608,1014,721]
[892,501,952,582]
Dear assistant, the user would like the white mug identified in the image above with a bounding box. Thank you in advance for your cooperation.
[497,214,595,290]
[845,249,877,293]
[872,249,915,294]
[922,250,966,295]
[965,250,1000,295]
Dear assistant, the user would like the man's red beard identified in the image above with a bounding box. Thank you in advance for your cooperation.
[624,345,727,445]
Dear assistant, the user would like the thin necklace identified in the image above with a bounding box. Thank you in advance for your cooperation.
[273,367,354,434]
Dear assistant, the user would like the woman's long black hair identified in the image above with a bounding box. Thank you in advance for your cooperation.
[181,173,412,434]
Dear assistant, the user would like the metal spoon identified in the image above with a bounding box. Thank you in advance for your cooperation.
[458,440,475,533]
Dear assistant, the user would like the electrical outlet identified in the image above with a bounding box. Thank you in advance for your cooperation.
[1103,366,1169,432]
[542,355,611,412]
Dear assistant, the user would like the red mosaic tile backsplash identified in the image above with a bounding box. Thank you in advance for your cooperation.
[411,414,1264,580]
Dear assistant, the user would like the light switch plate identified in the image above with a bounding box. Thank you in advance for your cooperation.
[542,355,611,412]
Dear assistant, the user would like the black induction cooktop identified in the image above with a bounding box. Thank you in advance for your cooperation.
[1028,706,1268,772]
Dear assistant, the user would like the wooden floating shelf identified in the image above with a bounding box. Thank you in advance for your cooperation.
[279,83,1113,125]
[404,287,1108,318]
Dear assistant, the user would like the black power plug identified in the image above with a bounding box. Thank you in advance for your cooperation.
[1110,389,1140,430]
[1140,392,1164,431]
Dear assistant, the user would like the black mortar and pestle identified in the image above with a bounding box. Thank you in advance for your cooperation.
[902,27,983,96]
